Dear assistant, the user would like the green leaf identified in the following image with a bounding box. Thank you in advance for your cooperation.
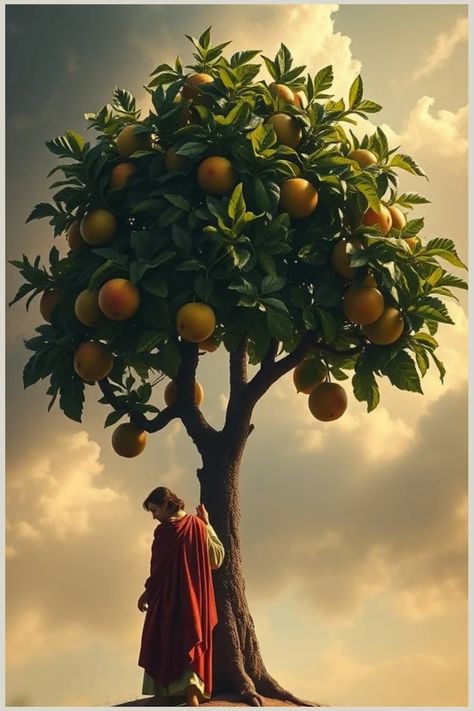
[390,153,427,179]
[59,373,85,422]
[313,65,334,97]
[411,342,430,377]
[261,275,285,295]
[429,350,446,384]
[349,75,363,108]
[350,174,380,212]
[136,330,164,353]
[265,308,294,341]
[164,194,191,211]
[140,273,168,297]
[104,410,127,428]
[395,192,431,209]
[355,100,382,113]
[420,238,467,270]
[228,183,246,222]
[88,260,126,290]
[130,231,156,260]
[26,202,60,223]
[112,87,136,113]
[317,309,337,343]
[352,366,380,412]
[383,351,423,393]
[401,218,424,238]
[409,296,454,325]
[199,26,211,49]
[176,142,208,158]
[46,131,87,161]
[411,332,438,350]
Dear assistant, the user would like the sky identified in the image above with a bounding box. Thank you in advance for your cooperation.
[4,3,469,707]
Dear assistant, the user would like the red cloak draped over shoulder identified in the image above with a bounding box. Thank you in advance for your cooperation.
[138,514,218,694]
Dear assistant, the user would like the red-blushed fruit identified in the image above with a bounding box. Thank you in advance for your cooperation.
[343,285,385,325]
[80,209,117,246]
[387,204,407,231]
[74,289,101,327]
[279,178,319,219]
[362,205,392,236]
[348,149,377,168]
[39,288,61,322]
[109,162,136,190]
[197,156,237,195]
[67,221,86,252]
[330,239,363,279]
[116,125,152,158]
[73,341,113,382]
[164,380,204,407]
[111,422,147,458]
[362,306,405,345]
[98,278,140,321]
[293,358,327,394]
[176,303,216,342]
[308,382,348,422]
[265,114,302,149]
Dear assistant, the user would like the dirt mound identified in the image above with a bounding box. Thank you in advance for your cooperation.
[116,693,321,707]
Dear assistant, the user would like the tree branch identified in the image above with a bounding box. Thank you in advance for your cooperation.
[98,378,179,433]
[222,336,252,441]
[246,331,364,406]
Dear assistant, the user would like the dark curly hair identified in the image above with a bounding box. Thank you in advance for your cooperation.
[142,486,185,514]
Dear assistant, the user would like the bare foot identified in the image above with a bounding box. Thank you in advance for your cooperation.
[186,684,200,707]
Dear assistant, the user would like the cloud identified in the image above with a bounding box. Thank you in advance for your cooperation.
[412,16,468,81]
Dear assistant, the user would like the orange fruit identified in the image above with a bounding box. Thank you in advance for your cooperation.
[75,289,101,327]
[109,162,136,190]
[73,341,113,382]
[265,114,302,149]
[387,205,406,231]
[308,382,348,422]
[362,205,392,236]
[80,209,117,246]
[112,423,147,458]
[40,288,61,322]
[176,303,216,343]
[279,178,319,219]
[293,359,327,394]
[348,149,377,168]
[343,285,385,325]
[197,156,237,195]
[67,220,86,252]
[362,306,405,345]
[164,380,204,407]
[181,73,213,103]
[164,147,190,172]
[98,279,140,321]
[330,239,363,279]
[269,83,295,103]
[116,125,152,158]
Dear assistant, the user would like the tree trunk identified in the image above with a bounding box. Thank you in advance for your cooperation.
[197,436,315,707]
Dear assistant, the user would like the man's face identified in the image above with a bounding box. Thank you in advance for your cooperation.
[147,502,166,522]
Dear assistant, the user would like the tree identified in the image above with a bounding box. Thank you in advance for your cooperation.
[9,28,467,706]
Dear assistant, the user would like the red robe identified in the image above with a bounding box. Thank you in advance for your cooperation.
[138,514,218,695]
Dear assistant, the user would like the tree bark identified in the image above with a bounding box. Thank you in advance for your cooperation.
[197,435,316,707]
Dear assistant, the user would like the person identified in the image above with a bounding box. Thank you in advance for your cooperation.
[137,486,225,707]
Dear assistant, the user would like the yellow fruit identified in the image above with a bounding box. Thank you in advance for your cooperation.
[116,125,152,158]
[176,302,216,342]
[362,306,405,345]
[387,204,407,231]
[67,220,86,252]
[308,382,348,422]
[362,205,392,236]
[197,156,237,195]
[74,289,101,327]
[164,147,190,172]
[109,162,136,190]
[80,209,117,246]
[265,114,302,149]
[279,178,319,219]
[40,288,61,322]
[343,285,385,325]
[98,278,140,321]
[348,149,377,168]
[199,337,220,352]
[164,380,204,407]
[330,239,362,279]
[404,236,418,251]
[182,73,213,103]
[293,359,327,394]
[293,91,306,109]
[73,341,113,382]
[112,422,147,458]
[269,83,295,103]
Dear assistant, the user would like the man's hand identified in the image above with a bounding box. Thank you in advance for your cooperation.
[137,591,149,612]
[196,503,209,525]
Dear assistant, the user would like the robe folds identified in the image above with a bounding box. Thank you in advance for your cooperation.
[138,514,218,695]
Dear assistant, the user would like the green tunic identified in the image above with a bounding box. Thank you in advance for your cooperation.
[142,521,225,699]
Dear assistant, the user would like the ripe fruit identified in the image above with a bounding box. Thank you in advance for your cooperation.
[343,285,385,325]
[330,239,362,279]
[75,289,101,327]
[279,178,319,219]
[109,162,136,190]
[387,204,406,231]
[181,73,213,103]
[40,288,61,322]
[176,302,216,342]
[348,149,377,168]
[80,209,117,246]
[116,125,152,157]
[293,358,327,394]
[112,422,147,458]
[199,337,219,352]
[164,380,204,407]
[293,91,306,109]
[197,156,237,195]
[164,147,190,172]
[73,341,113,382]
[404,236,418,251]
[98,278,140,321]
[362,205,392,236]
[362,272,377,287]
[269,83,295,104]
[265,114,302,149]
[362,306,404,345]
[308,382,348,422]
[67,220,86,252]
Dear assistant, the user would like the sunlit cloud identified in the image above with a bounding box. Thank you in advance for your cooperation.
[412,16,468,81]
